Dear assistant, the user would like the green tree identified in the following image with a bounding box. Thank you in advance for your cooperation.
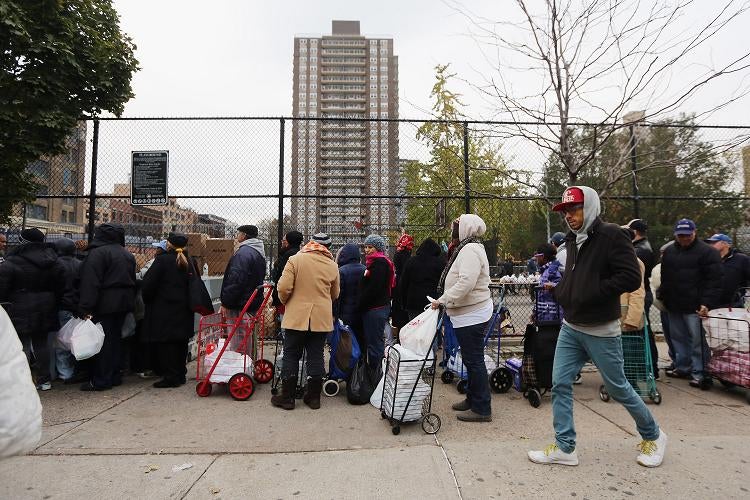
[0,0,139,222]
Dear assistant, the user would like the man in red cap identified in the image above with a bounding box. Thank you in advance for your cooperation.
[528,186,667,468]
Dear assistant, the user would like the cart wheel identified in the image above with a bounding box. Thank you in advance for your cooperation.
[599,385,610,402]
[456,379,468,394]
[699,377,713,391]
[195,381,212,397]
[422,413,441,434]
[253,359,274,384]
[441,371,454,384]
[381,411,387,420]
[650,390,662,405]
[527,388,542,408]
[719,379,735,389]
[323,379,340,397]
[392,426,401,435]
[228,373,254,401]
[489,368,512,394]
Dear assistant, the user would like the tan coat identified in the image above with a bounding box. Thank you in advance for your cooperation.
[278,250,340,333]
[620,259,646,331]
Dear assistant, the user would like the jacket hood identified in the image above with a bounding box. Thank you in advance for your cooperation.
[458,214,487,241]
[416,238,442,258]
[90,223,125,248]
[54,238,76,256]
[569,185,601,246]
[240,237,266,259]
[14,243,58,269]
[337,242,362,266]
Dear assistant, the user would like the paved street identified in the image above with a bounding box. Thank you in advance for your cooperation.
[1,341,748,499]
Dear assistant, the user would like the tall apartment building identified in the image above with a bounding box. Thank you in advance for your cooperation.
[291,20,399,245]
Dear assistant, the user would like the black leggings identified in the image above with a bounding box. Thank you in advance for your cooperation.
[155,340,188,383]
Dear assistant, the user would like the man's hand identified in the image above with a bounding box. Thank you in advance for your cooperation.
[219,305,228,316]
[697,305,709,318]
[622,323,638,331]
[431,300,441,310]
[542,281,555,291]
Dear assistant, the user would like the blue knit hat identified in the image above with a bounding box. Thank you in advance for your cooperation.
[363,234,386,252]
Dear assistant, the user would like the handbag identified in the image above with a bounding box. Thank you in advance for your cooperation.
[188,259,214,316]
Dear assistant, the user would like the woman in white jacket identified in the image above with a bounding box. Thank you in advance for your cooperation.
[432,214,493,422]
[0,305,42,458]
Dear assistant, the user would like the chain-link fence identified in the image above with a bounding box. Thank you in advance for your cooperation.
[3,117,749,329]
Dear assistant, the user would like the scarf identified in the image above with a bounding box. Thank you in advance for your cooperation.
[437,237,480,295]
[365,251,397,290]
[300,240,333,260]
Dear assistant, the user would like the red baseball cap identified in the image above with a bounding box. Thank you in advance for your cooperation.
[552,187,585,212]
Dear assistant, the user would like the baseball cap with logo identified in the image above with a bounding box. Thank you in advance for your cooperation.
[705,233,732,244]
[673,218,696,235]
[552,187,585,212]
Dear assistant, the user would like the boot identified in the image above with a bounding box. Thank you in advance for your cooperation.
[303,378,323,409]
[271,376,296,410]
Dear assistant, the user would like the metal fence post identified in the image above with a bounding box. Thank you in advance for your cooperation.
[463,121,471,213]
[629,123,639,219]
[278,118,285,251]
[87,119,99,242]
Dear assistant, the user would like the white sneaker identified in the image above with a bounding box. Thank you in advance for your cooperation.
[37,381,52,391]
[636,430,667,467]
[528,444,579,466]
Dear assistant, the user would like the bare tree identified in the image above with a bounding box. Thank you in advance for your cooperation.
[447,0,750,186]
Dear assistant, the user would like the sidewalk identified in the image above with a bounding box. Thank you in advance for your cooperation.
[1,341,748,499]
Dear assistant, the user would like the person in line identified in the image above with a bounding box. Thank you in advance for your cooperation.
[624,219,658,377]
[658,219,722,387]
[335,242,366,348]
[432,214,493,423]
[141,233,195,388]
[78,223,136,391]
[0,231,7,265]
[358,234,395,370]
[550,232,567,272]
[706,233,750,308]
[0,228,65,391]
[50,238,82,384]
[529,186,667,468]
[533,243,564,324]
[272,233,339,410]
[390,230,414,341]
[271,230,303,311]
[401,238,444,321]
[650,242,677,370]
[137,240,167,280]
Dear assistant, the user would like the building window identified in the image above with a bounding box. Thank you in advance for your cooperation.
[310,48,317,54]
[380,57,388,63]
[310,39,317,45]
[369,112,377,118]
[370,57,377,63]
[310,83,317,90]
[370,102,377,108]
[310,92,317,99]
[369,66,377,72]
[27,159,50,180]
[381,83,388,90]
[68,211,76,223]
[27,204,48,220]
[380,48,387,55]
[299,92,306,100]
[300,39,307,44]
[310,65,317,72]
[300,102,306,108]
[299,83,306,90]
[380,66,388,72]
[63,196,74,206]
[310,74,317,80]
[380,112,388,118]
[310,57,317,63]
[63,168,77,187]
[380,40,388,46]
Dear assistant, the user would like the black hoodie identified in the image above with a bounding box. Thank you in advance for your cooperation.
[0,242,66,335]
[78,224,136,316]
[400,238,445,311]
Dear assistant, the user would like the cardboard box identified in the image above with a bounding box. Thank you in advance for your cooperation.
[186,233,208,257]
[205,238,235,275]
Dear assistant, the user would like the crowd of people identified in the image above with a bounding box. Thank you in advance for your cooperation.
[2,184,749,467]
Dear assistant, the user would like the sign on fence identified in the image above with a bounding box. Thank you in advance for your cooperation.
[131,151,169,206]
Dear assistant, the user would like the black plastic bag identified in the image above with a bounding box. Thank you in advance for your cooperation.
[346,358,379,405]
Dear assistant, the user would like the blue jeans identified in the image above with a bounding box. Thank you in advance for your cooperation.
[48,310,77,380]
[363,306,390,367]
[667,312,709,378]
[659,311,676,364]
[552,323,659,453]
[454,321,491,416]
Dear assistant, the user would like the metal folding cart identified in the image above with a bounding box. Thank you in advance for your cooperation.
[703,309,750,404]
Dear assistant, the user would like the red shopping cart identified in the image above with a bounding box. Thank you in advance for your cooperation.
[195,284,274,400]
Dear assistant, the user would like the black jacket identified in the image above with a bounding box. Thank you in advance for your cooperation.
[358,256,391,311]
[0,242,66,336]
[716,249,750,307]
[658,238,723,312]
[554,218,641,324]
[220,243,266,312]
[335,243,366,326]
[78,224,136,316]
[141,251,194,342]
[271,244,300,306]
[400,239,444,311]
[55,238,82,312]
[633,237,655,301]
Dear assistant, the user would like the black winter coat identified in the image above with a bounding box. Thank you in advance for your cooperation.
[0,243,66,336]
[358,257,391,311]
[220,243,266,312]
[335,243,365,326]
[55,238,82,312]
[633,237,655,301]
[717,249,750,307]
[554,218,641,324]
[141,251,194,342]
[400,239,444,311]
[658,238,723,312]
[78,224,136,316]
[271,244,300,306]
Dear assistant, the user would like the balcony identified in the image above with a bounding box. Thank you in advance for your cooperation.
[321,142,365,149]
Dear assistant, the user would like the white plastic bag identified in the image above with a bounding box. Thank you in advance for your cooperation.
[399,307,439,356]
[369,355,388,408]
[70,319,105,360]
[57,317,83,351]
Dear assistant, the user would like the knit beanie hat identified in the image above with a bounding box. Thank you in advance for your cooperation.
[363,234,386,252]
[285,230,303,247]
[20,228,45,243]
[312,232,332,247]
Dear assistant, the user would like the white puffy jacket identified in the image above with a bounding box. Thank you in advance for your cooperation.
[0,305,42,458]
